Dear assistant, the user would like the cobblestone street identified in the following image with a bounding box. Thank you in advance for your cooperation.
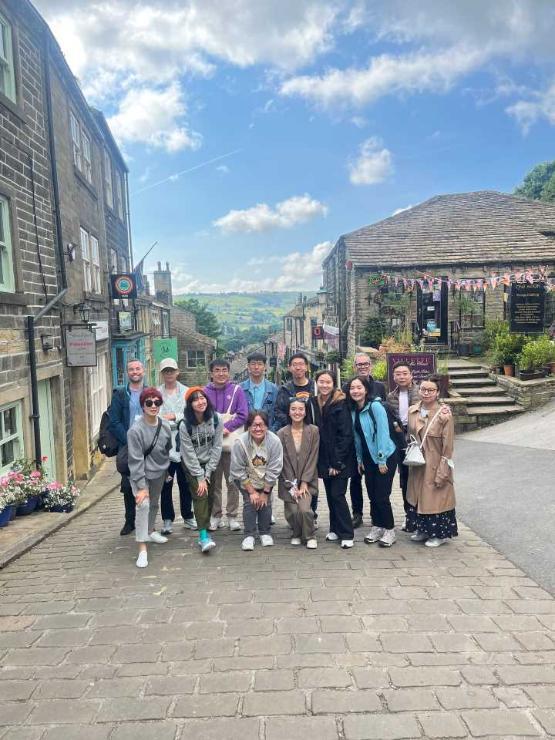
[1,485,555,740]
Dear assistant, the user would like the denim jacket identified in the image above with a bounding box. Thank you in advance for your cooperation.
[240,378,279,431]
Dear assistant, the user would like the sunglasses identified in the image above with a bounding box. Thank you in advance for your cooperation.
[144,399,163,408]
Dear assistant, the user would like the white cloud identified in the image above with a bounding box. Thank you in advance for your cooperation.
[349,137,392,185]
[216,165,230,174]
[214,194,328,233]
[506,82,555,133]
[108,83,202,152]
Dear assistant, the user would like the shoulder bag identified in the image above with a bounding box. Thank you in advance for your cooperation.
[221,385,243,452]
[402,408,443,467]
[116,419,162,477]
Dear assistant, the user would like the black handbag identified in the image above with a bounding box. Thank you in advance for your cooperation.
[116,420,162,478]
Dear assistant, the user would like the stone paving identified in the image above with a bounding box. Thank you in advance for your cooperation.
[1,483,555,739]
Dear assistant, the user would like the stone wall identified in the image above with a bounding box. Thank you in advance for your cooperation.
[494,374,555,409]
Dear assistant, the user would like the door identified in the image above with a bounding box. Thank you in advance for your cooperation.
[38,379,57,481]
[417,282,448,344]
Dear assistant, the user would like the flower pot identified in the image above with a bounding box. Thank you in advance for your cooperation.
[0,505,14,528]
[47,503,74,513]
[15,495,40,516]
[503,364,514,377]
[9,505,16,520]
[519,369,546,381]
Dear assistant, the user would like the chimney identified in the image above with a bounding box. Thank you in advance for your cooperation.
[153,260,173,305]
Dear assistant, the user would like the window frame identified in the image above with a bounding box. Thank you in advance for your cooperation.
[81,129,92,183]
[0,400,24,474]
[103,149,113,209]
[0,12,16,104]
[90,234,101,294]
[88,353,107,437]
[70,111,82,171]
[80,226,91,292]
[115,171,124,220]
[0,194,15,293]
[186,350,205,368]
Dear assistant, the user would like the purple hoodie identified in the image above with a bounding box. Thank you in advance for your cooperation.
[204,381,248,433]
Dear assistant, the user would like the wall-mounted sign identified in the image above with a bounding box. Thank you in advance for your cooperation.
[118,311,133,332]
[94,320,109,342]
[65,326,97,367]
[510,283,545,333]
[111,273,137,300]
[386,352,436,392]
[312,325,324,339]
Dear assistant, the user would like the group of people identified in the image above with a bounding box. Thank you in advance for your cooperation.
[107,350,457,568]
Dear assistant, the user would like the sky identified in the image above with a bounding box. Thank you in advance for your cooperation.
[35,0,555,294]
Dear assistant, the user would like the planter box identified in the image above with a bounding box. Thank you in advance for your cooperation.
[518,370,546,381]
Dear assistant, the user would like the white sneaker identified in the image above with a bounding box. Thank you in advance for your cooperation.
[341,539,354,549]
[228,518,241,531]
[161,519,173,534]
[149,531,168,544]
[242,536,255,551]
[325,532,339,542]
[379,528,396,547]
[425,537,447,548]
[199,537,216,553]
[260,534,274,547]
[290,537,302,546]
[209,517,222,531]
[364,526,385,544]
[183,517,197,530]
[136,551,148,568]
[306,539,318,549]
[410,531,428,542]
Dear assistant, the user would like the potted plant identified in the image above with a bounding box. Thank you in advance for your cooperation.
[42,481,80,513]
[10,458,47,516]
[0,475,18,527]
[436,357,451,397]
[517,335,553,381]
[493,333,528,377]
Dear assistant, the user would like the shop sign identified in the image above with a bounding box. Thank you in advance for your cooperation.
[111,273,137,300]
[94,320,109,341]
[65,327,97,367]
[510,283,545,333]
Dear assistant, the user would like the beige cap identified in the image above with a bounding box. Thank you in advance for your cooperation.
[159,357,178,372]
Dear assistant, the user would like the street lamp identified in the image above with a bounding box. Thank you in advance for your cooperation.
[73,302,91,324]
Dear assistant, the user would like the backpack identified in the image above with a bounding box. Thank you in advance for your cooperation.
[367,398,406,451]
[98,409,119,457]
[175,414,219,455]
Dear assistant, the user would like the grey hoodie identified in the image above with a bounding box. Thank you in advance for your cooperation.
[179,414,223,483]
[230,430,283,490]
[127,417,172,494]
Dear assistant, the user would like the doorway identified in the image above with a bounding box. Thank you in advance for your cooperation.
[38,379,57,481]
[417,281,448,344]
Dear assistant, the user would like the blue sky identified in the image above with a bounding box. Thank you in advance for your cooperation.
[37,0,555,292]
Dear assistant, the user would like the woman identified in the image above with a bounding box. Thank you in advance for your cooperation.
[277,398,320,549]
[230,410,283,551]
[406,374,457,547]
[308,370,354,549]
[127,387,173,568]
[179,387,223,553]
[347,376,397,547]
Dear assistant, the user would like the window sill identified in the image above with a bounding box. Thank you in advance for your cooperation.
[0,291,28,306]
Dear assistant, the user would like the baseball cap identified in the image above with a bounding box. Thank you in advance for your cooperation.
[159,358,178,372]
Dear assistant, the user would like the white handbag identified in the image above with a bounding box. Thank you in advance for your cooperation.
[402,408,442,467]
[221,385,243,452]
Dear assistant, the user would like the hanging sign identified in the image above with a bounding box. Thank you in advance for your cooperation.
[312,325,324,339]
[510,283,545,333]
[65,326,97,367]
[111,273,137,299]
[386,352,436,392]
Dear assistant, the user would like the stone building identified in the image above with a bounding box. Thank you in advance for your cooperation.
[323,192,555,357]
[282,290,329,367]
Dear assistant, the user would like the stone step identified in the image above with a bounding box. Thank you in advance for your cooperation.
[455,385,506,396]
[467,404,524,415]
[451,377,496,387]
[447,363,484,371]
[449,369,490,378]
[464,396,517,406]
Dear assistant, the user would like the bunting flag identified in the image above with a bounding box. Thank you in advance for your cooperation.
[369,266,552,292]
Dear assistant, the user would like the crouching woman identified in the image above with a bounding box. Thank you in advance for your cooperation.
[230,411,283,551]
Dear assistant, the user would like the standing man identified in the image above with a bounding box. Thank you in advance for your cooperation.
[240,352,279,430]
[274,353,316,431]
[157,358,196,534]
[108,358,145,535]
[344,353,386,528]
[387,362,420,528]
[204,359,248,531]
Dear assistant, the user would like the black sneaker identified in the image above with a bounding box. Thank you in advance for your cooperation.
[120,523,135,536]
[352,513,363,529]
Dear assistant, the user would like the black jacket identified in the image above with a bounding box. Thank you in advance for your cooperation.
[308,395,354,479]
[274,378,316,430]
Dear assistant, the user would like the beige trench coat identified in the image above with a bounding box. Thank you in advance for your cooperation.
[406,401,456,515]
[276,424,320,502]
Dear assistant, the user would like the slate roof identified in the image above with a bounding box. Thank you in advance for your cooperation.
[327,191,555,268]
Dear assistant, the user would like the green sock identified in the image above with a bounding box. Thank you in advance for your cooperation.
[199,528,208,541]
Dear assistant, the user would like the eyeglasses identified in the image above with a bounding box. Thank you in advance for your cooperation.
[144,399,163,407]
[251,423,267,429]
[420,388,438,395]
[355,362,371,368]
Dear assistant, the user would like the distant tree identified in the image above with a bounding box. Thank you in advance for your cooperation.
[175,298,220,338]
[514,161,555,202]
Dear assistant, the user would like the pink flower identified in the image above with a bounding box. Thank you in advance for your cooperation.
[30,471,42,479]
[41,456,48,462]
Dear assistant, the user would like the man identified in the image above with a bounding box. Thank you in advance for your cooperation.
[204,359,248,531]
[344,353,386,529]
[157,358,196,534]
[108,358,145,535]
[240,352,279,431]
[274,353,316,431]
[387,362,420,526]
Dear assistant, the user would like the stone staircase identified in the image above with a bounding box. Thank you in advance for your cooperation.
[447,359,524,429]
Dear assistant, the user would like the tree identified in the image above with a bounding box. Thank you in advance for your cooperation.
[175,298,220,338]
[514,160,555,202]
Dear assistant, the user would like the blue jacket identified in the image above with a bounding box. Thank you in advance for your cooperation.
[240,378,279,431]
[351,400,396,466]
[108,386,132,448]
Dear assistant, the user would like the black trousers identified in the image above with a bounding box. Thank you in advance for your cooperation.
[362,451,397,530]
[398,450,409,513]
[160,461,193,521]
[120,475,135,527]
[349,467,366,515]
[323,476,354,540]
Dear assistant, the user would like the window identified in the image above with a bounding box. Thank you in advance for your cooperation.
[115,172,124,220]
[186,350,205,368]
[110,248,118,273]
[0,195,15,292]
[104,150,113,208]
[286,318,292,331]
[458,287,485,329]
[161,310,170,337]
[0,401,23,474]
[88,353,107,436]
[80,227,91,292]
[0,13,16,103]
[311,317,318,350]
[70,112,93,183]
[90,235,101,293]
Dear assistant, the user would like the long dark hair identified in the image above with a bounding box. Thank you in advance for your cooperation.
[345,375,376,410]
[185,389,215,427]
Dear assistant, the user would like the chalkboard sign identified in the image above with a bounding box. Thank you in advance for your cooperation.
[510,283,545,333]
[386,352,436,392]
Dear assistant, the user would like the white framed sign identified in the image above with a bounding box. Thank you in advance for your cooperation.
[65,326,97,367]
[94,320,109,342]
